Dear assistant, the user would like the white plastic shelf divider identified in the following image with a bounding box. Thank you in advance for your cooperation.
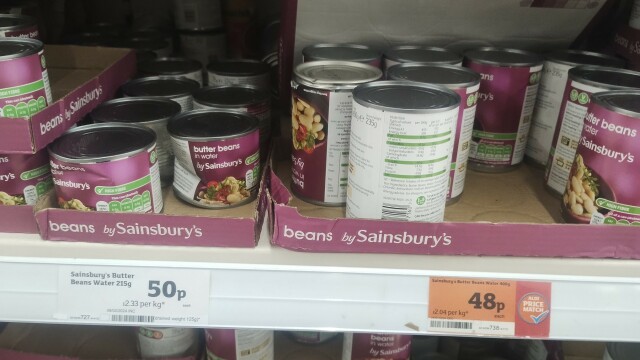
[0,228,639,342]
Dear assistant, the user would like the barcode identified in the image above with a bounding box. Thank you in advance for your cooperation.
[111,315,155,323]
[430,319,473,330]
[382,203,410,221]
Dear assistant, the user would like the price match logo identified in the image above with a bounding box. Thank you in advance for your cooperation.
[517,292,550,325]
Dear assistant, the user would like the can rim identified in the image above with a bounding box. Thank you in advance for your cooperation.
[352,80,461,113]
[138,56,203,75]
[0,14,37,32]
[387,63,481,89]
[569,65,640,89]
[167,109,260,141]
[121,76,200,98]
[464,47,543,67]
[544,49,625,67]
[384,45,462,65]
[0,37,43,60]
[206,59,270,76]
[302,43,381,62]
[592,90,640,118]
[90,96,182,126]
[193,85,270,107]
[293,60,383,89]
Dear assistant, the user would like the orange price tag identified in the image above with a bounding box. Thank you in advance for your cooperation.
[428,277,551,337]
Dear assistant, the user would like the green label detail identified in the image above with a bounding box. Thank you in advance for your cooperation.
[387,131,451,140]
[472,130,517,140]
[385,156,449,165]
[384,169,447,179]
[387,138,451,147]
[602,217,640,226]
[20,165,50,180]
[596,199,640,215]
[0,80,45,99]
[95,175,150,195]
[36,179,53,195]
[246,150,260,165]
[416,196,426,205]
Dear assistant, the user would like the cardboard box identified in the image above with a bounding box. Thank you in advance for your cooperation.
[34,166,271,247]
[267,143,640,259]
[0,45,136,234]
[612,25,640,70]
[0,45,136,154]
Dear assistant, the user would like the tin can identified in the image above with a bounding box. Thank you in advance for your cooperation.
[128,29,175,55]
[207,59,271,94]
[544,66,640,196]
[174,0,223,31]
[193,85,271,160]
[115,36,172,58]
[384,46,463,72]
[388,64,481,204]
[0,38,52,118]
[90,97,181,187]
[346,81,459,222]
[205,329,274,360]
[302,43,382,68]
[604,342,640,360]
[291,61,382,206]
[342,333,412,360]
[0,150,52,206]
[464,47,544,172]
[288,331,340,345]
[121,76,200,112]
[561,91,640,225]
[62,31,115,47]
[168,110,260,208]
[0,14,38,39]
[138,327,200,359]
[138,57,204,86]
[526,50,625,167]
[630,0,640,30]
[179,29,227,74]
[48,123,163,213]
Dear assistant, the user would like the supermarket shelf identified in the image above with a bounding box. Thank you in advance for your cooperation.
[1,226,640,342]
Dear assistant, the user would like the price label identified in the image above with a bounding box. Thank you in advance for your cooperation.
[56,265,210,325]
[428,277,551,337]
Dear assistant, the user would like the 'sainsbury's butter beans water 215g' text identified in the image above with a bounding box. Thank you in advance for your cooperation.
[48,124,163,213]
[544,66,640,197]
[346,81,460,222]
[290,61,382,206]
[526,50,625,167]
[464,47,544,172]
[168,110,260,209]
[0,150,52,206]
[388,64,480,204]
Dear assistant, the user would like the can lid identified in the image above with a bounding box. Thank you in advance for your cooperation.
[353,80,460,113]
[294,61,383,88]
[592,90,640,118]
[139,57,203,75]
[113,36,169,52]
[302,43,380,63]
[0,14,36,31]
[464,47,543,67]
[606,342,640,360]
[206,59,270,76]
[387,64,480,89]
[122,76,200,98]
[62,31,114,47]
[545,49,625,68]
[167,109,259,139]
[0,37,42,59]
[90,97,181,125]
[193,85,269,107]
[384,46,462,65]
[569,66,640,90]
[49,123,156,162]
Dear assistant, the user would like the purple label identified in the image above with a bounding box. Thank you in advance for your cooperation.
[466,62,542,167]
[344,333,412,360]
[171,131,260,207]
[0,50,50,118]
[0,149,52,205]
[50,145,163,213]
[2,24,40,39]
[205,329,273,360]
[562,102,640,225]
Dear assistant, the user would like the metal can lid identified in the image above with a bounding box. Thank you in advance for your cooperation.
[387,64,480,89]
[569,66,640,90]
[0,37,42,59]
[90,97,181,125]
[294,60,383,88]
[545,49,625,68]
[0,14,36,31]
[353,80,460,113]
[122,76,200,98]
[49,123,156,163]
[167,109,259,140]
[592,90,640,118]
[206,59,270,76]
[139,56,203,75]
[606,342,640,360]
[62,31,114,47]
[384,46,462,65]
[302,43,380,63]
[464,47,543,67]
[113,36,169,52]
[193,85,269,107]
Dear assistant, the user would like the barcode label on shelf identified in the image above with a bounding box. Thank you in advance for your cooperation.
[56,265,210,326]
[111,314,155,323]
[429,320,473,330]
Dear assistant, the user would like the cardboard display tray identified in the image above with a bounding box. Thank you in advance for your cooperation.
[268,143,640,259]
[0,45,136,154]
[612,25,640,70]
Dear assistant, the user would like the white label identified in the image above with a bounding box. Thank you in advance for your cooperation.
[149,147,164,213]
[234,330,274,360]
[512,67,542,165]
[138,327,199,358]
[341,333,354,360]
[450,84,479,199]
[546,80,603,194]
[526,61,573,165]
[347,102,457,222]
[56,265,210,325]
[324,90,352,203]
[207,73,270,94]
[171,138,197,173]
[40,52,53,104]
[172,161,202,199]
[23,185,38,205]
